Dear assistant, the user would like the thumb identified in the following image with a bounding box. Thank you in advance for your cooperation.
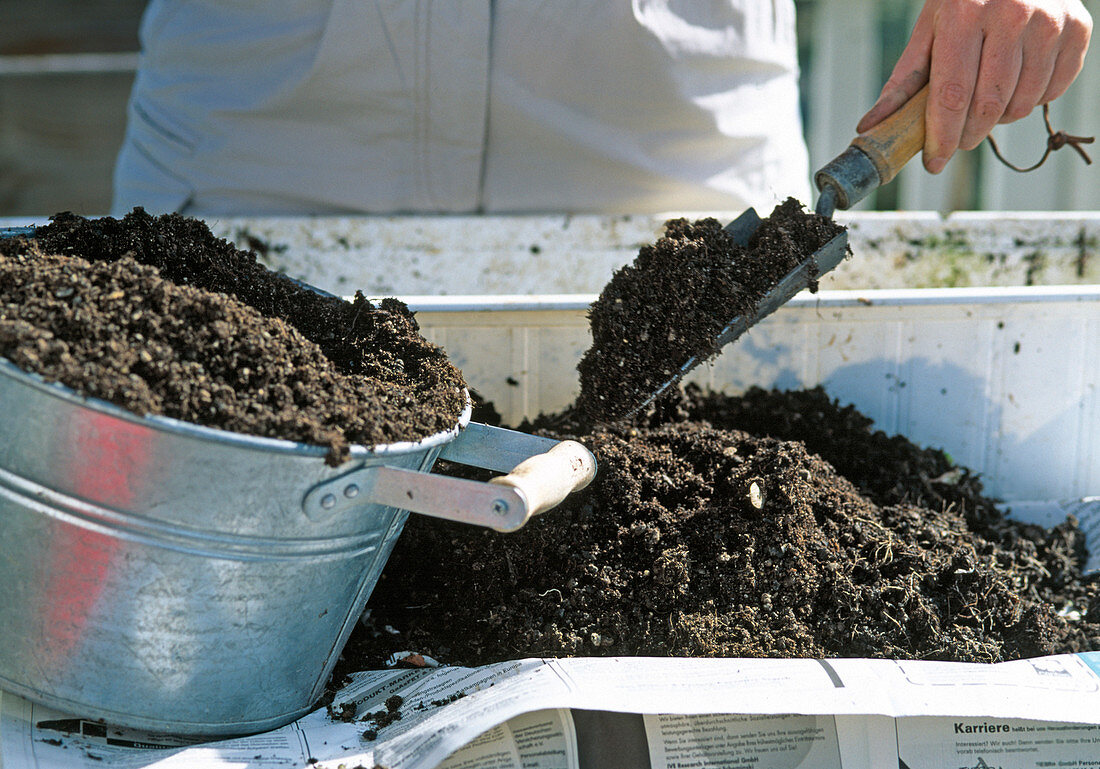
[858,86,915,133]
[858,12,934,133]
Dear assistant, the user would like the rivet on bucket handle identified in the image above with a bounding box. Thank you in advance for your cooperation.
[302,424,596,532]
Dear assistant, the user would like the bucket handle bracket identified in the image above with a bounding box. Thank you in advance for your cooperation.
[302,424,596,532]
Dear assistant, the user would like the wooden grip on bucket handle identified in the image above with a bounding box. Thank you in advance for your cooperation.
[490,439,597,517]
[303,424,597,532]
[851,84,929,186]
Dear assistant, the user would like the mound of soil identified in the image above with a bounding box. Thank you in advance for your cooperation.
[336,385,1099,672]
[576,199,844,422]
[329,205,1097,674]
[4,208,1095,680]
[0,210,466,462]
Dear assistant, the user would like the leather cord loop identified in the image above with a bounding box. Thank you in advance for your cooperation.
[986,104,1093,172]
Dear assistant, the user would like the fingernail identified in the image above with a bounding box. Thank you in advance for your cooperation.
[926,156,947,174]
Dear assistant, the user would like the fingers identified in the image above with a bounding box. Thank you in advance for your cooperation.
[1001,47,1056,124]
[1041,14,1093,103]
[924,2,985,172]
[956,15,1024,150]
[865,0,1093,175]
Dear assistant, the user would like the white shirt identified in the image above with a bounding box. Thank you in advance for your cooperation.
[112,0,812,216]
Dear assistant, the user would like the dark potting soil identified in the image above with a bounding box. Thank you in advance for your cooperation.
[0,210,466,462]
[576,198,845,422]
[336,384,1099,673]
[3,208,1095,678]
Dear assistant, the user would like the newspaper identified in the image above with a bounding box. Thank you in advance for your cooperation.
[6,652,1100,769]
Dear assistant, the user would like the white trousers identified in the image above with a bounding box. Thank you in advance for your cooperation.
[112,0,812,216]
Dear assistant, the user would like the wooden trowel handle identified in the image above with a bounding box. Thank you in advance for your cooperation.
[851,84,929,185]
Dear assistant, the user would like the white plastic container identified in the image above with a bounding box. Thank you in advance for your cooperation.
[404,287,1100,566]
[4,211,1096,531]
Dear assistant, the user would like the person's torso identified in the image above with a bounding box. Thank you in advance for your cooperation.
[114,0,810,216]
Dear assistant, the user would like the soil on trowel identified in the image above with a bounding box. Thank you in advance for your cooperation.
[576,198,845,422]
[336,384,1099,673]
[0,210,466,463]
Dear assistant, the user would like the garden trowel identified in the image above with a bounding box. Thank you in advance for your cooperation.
[624,85,929,417]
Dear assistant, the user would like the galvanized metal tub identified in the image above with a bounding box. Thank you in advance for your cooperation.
[0,358,594,737]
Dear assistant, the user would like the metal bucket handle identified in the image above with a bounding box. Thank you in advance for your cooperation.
[302,423,596,532]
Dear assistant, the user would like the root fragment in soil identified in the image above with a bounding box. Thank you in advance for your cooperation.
[0,209,467,462]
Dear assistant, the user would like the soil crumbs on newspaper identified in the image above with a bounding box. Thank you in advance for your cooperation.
[340,385,1100,673]
[0,210,466,462]
[575,198,844,422]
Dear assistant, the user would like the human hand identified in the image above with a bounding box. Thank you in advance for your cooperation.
[856,0,1092,174]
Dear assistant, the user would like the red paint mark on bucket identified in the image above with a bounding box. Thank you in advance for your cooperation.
[41,412,152,668]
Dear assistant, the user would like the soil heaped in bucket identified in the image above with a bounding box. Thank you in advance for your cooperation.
[336,385,1100,671]
[576,198,844,422]
[0,210,466,463]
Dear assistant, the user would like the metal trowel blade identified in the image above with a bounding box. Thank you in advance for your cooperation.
[623,207,849,417]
